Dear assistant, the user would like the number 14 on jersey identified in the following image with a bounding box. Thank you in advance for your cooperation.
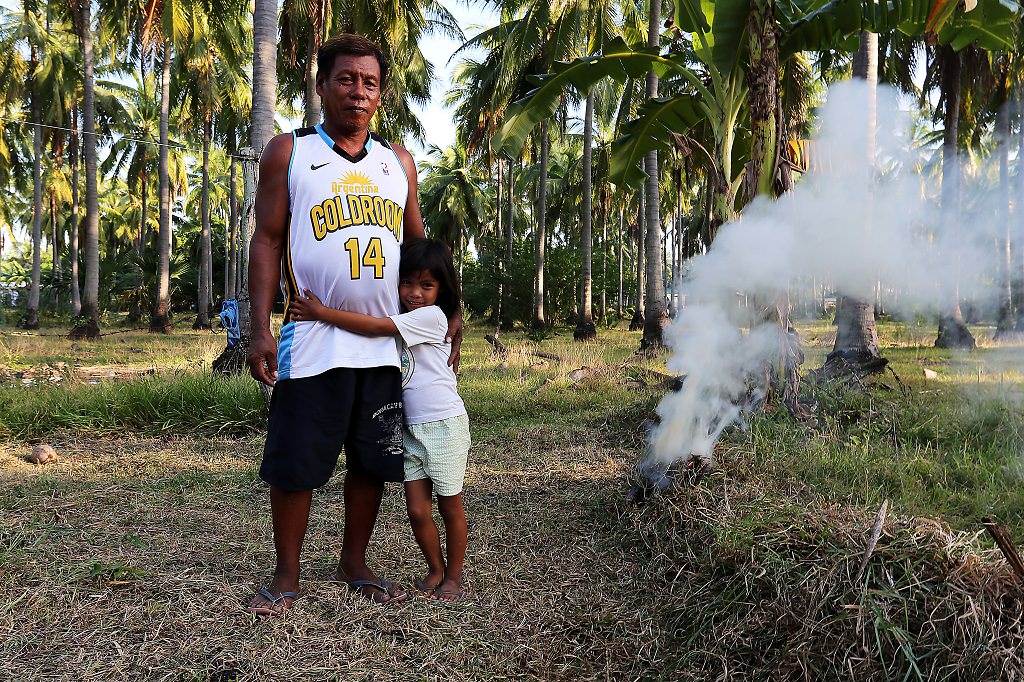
[343,237,386,279]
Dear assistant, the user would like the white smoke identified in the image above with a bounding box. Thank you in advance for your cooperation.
[650,80,1020,469]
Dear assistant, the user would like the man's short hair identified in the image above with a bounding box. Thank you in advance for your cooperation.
[317,34,389,92]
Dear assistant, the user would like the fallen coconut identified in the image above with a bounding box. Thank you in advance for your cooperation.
[31,444,59,465]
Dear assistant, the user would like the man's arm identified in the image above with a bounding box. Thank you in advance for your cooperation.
[288,289,399,337]
[392,144,425,242]
[393,143,463,370]
[246,134,293,386]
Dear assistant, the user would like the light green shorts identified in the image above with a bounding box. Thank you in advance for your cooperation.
[403,413,471,496]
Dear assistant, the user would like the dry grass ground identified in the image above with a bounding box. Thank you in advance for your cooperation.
[0,430,662,680]
[1,321,1023,680]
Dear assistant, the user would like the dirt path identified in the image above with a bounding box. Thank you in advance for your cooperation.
[0,427,663,681]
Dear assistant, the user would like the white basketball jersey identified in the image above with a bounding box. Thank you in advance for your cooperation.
[276,125,409,380]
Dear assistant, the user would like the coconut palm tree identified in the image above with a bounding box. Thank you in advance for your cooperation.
[101,74,158,254]
[824,33,886,373]
[76,0,100,336]
[932,44,978,349]
[251,0,276,154]
[1,2,45,328]
[418,143,491,278]
[638,0,668,349]
[462,0,586,327]
[178,5,250,328]
[101,0,198,331]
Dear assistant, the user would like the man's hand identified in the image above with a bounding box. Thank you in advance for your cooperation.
[248,328,278,386]
[289,289,326,322]
[445,312,463,373]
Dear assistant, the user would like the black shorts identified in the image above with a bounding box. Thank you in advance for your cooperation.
[260,366,405,490]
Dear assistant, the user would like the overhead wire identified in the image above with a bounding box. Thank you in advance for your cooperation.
[0,115,256,162]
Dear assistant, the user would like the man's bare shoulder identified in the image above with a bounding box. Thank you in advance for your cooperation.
[260,133,294,172]
[389,143,417,175]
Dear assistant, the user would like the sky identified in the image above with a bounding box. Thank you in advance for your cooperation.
[406,1,499,161]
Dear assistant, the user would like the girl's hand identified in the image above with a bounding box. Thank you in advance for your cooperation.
[289,289,326,321]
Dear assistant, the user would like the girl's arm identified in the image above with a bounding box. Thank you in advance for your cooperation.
[288,289,399,337]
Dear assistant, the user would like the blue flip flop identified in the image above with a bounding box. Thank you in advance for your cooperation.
[249,586,298,616]
[348,578,409,604]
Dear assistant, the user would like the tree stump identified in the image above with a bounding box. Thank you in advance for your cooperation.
[573,319,597,341]
[935,315,976,350]
[68,318,100,340]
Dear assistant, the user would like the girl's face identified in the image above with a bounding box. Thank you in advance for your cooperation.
[399,269,440,310]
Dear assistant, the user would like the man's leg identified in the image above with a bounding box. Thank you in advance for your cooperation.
[433,493,467,601]
[404,479,445,591]
[337,467,383,576]
[335,468,408,602]
[248,486,312,615]
[336,367,408,603]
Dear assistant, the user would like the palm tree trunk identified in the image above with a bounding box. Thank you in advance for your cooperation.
[533,122,549,328]
[74,0,100,336]
[213,148,260,374]
[238,148,258,290]
[24,44,42,330]
[138,165,147,254]
[1017,87,1024,331]
[600,191,607,322]
[935,45,975,350]
[995,95,1013,336]
[151,38,173,333]
[503,159,514,330]
[671,200,679,316]
[195,115,213,328]
[303,5,323,127]
[226,0,279,366]
[136,56,147,256]
[630,191,645,330]
[575,91,597,340]
[641,0,666,350]
[617,206,623,318]
[70,105,81,317]
[251,0,278,153]
[458,225,464,283]
[50,188,59,309]
[746,0,778,199]
[824,32,884,371]
[226,147,237,299]
[493,160,504,331]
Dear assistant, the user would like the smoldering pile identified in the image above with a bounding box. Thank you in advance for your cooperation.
[641,80,1018,484]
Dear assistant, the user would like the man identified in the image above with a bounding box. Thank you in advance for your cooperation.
[246,34,460,614]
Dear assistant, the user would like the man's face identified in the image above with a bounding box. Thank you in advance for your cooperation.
[316,54,382,132]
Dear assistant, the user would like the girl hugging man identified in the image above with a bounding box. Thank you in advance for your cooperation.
[289,239,470,602]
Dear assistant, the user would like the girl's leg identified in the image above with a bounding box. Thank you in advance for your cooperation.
[405,479,445,589]
[434,493,467,600]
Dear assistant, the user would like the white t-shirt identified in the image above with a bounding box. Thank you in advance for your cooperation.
[388,306,466,425]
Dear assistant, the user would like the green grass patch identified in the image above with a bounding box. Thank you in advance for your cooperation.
[0,372,265,439]
[1,320,1022,538]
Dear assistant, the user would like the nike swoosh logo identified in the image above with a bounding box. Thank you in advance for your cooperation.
[310,162,330,170]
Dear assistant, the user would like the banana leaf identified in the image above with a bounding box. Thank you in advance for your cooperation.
[492,37,697,158]
[611,94,708,188]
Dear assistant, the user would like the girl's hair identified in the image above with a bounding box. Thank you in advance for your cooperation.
[399,239,462,318]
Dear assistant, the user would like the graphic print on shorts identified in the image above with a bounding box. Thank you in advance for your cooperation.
[400,343,415,389]
[373,402,405,458]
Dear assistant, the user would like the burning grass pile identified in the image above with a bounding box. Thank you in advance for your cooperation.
[631,452,1024,680]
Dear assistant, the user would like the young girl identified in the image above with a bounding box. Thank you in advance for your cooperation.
[288,239,470,602]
